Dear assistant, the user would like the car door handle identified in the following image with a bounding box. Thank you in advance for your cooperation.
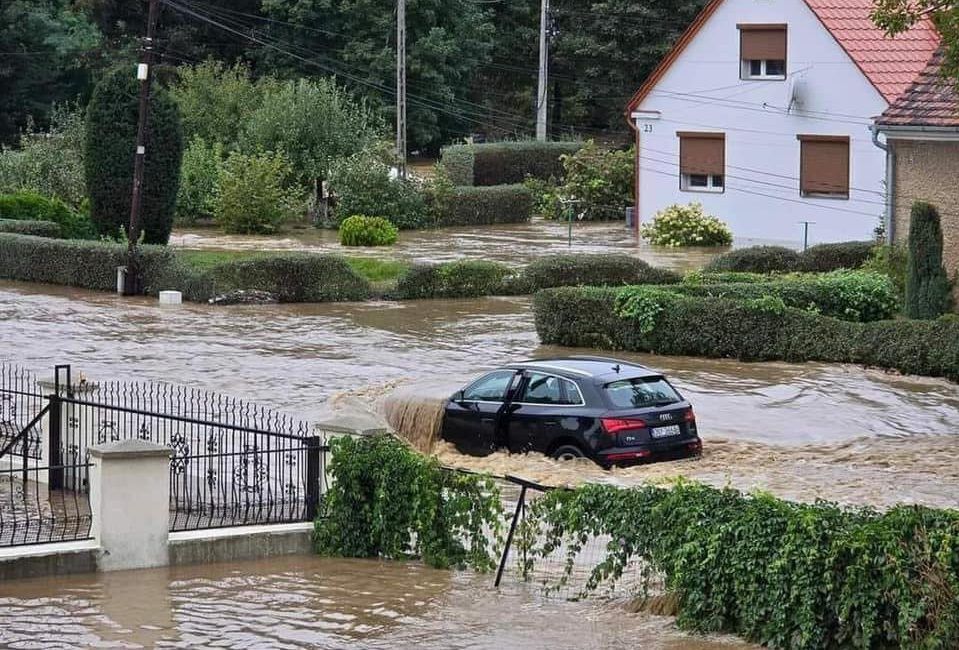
[541,420,558,426]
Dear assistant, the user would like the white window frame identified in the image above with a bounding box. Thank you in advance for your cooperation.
[680,173,725,193]
[742,58,786,80]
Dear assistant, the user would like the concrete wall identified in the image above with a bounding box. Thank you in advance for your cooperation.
[633,0,888,244]
[890,139,959,305]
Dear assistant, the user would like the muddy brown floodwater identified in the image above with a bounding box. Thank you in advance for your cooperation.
[170,219,765,271]
[0,556,754,649]
[3,279,959,510]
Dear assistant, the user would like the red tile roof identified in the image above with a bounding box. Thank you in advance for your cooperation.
[804,0,940,103]
[625,0,940,119]
[876,48,959,127]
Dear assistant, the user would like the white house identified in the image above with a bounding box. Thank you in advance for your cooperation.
[625,0,939,244]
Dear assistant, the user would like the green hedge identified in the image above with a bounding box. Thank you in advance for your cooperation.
[210,253,372,302]
[0,191,94,239]
[394,260,514,299]
[523,254,680,292]
[533,287,959,381]
[706,242,875,274]
[0,219,60,238]
[437,185,533,227]
[0,233,176,292]
[674,270,899,322]
[522,481,959,648]
[440,141,582,186]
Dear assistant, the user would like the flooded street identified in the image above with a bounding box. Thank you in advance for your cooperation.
[0,556,753,649]
[2,279,959,510]
[170,220,754,271]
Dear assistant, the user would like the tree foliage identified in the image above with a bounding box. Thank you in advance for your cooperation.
[214,150,302,234]
[84,67,183,244]
[872,0,959,80]
[904,201,952,319]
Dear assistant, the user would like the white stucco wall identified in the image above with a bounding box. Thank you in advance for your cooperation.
[632,0,888,245]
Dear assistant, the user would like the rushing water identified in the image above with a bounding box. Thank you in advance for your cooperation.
[170,220,757,271]
[0,556,754,649]
[3,279,959,510]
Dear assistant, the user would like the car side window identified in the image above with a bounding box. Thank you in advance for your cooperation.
[462,370,516,402]
[519,372,581,405]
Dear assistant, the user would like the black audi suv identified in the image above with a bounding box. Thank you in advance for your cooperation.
[440,357,701,467]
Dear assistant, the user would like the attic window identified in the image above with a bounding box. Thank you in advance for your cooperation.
[738,24,787,80]
[797,135,850,199]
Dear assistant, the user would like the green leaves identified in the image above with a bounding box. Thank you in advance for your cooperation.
[214,150,302,235]
[905,201,953,320]
[313,435,504,571]
[642,202,734,248]
[520,481,959,648]
[339,215,399,247]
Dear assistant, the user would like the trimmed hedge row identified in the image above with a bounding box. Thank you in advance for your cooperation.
[0,233,176,292]
[210,253,372,303]
[436,185,534,227]
[675,270,899,322]
[440,141,582,186]
[706,241,874,274]
[393,254,680,300]
[0,219,60,238]
[533,286,959,381]
[0,191,94,239]
[523,480,959,648]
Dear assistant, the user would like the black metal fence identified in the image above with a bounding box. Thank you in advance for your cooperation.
[0,462,92,547]
[0,362,324,546]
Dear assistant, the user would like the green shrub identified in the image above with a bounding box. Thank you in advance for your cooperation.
[0,233,175,292]
[175,136,222,224]
[704,245,801,273]
[523,176,564,220]
[668,270,899,322]
[520,481,959,648]
[559,141,634,221]
[523,254,679,292]
[84,67,183,244]
[210,253,371,302]
[795,240,874,272]
[440,141,581,187]
[394,260,514,299]
[0,103,87,208]
[329,149,429,229]
[533,287,959,381]
[314,434,503,570]
[0,219,60,238]
[214,150,302,234]
[0,191,94,239]
[142,259,215,303]
[641,202,732,247]
[683,270,771,285]
[339,215,398,247]
[905,201,952,319]
[862,243,908,300]
[438,184,533,227]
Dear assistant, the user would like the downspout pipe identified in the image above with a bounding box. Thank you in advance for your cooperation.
[871,124,895,243]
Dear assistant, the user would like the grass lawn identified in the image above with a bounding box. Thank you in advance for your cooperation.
[176,249,410,283]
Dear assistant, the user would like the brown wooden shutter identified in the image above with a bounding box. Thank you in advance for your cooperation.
[798,135,850,196]
[678,132,725,176]
[738,24,787,61]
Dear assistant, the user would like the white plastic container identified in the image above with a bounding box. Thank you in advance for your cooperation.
[158,290,182,306]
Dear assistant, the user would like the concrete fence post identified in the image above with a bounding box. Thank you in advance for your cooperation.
[88,439,170,571]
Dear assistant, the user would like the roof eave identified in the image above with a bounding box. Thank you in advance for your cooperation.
[874,124,959,140]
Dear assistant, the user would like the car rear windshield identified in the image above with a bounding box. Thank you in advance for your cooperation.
[604,377,681,409]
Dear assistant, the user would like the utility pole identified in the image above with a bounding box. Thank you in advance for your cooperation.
[126,0,160,295]
[535,0,549,141]
[396,0,407,178]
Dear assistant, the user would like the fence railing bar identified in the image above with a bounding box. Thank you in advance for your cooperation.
[0,403,50,460]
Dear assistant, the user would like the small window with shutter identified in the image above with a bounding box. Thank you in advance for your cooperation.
[738,24,787,80]
[678,132,725,193]
[798,135,850,199]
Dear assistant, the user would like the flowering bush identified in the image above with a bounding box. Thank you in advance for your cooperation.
[641,202,732,247]
[339,215,398,247]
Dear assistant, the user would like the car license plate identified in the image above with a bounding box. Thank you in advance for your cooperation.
[651,424,681,439]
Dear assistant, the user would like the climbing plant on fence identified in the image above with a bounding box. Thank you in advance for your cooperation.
[516,480,959,649]
[314,435,504,571]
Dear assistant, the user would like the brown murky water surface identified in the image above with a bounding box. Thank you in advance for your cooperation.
[170,220,752,271]
[2,279,959,510]
[0,555,754,649]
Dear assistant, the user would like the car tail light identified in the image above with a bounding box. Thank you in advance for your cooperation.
[606,450,652,462]
[601,418,646,434]
[684,409,696,423]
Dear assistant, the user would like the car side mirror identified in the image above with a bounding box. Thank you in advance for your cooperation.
[452,390,465,402]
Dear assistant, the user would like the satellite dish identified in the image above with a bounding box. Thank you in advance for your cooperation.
[786,77,806,112]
